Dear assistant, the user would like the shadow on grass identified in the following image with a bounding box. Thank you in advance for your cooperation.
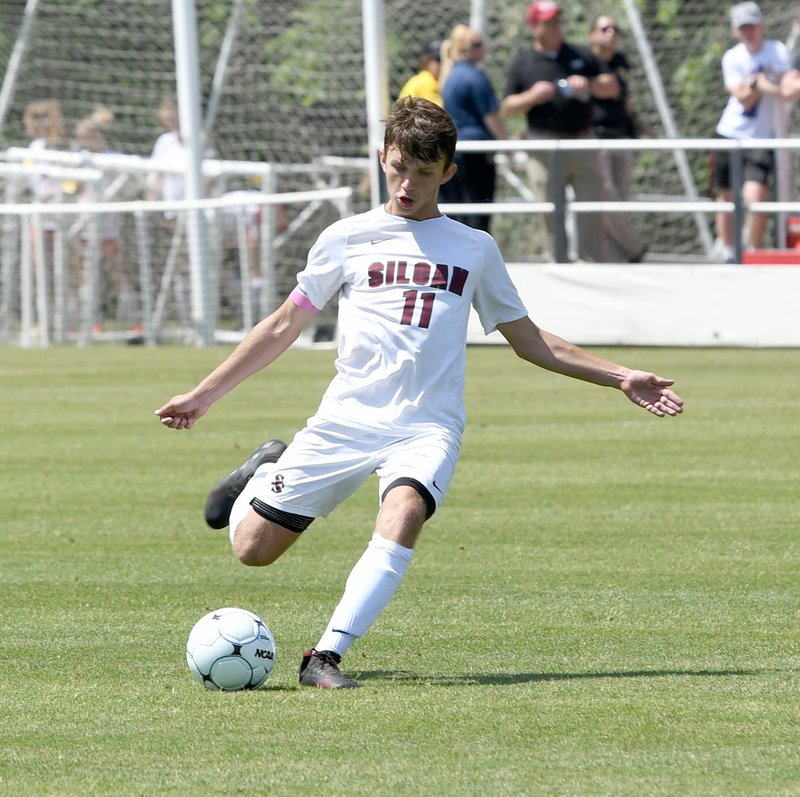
[352,668,765,686]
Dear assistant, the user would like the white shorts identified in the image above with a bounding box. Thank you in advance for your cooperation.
[229,418,461,538]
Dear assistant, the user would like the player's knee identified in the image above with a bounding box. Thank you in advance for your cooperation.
[381,490,425,525]
[382,479,435,521]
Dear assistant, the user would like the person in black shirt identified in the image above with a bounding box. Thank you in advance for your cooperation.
[589,14,647,262]
[502,0,618,262]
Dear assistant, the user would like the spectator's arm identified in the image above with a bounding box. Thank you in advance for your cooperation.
[781,69,800,101]
[590,72,619,99]
[501,81,556,116]
[729,76,768,111]
[483,110,510,141]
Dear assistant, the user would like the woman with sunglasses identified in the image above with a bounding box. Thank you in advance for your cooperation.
[439,24,511,234]
[589,15,648,263]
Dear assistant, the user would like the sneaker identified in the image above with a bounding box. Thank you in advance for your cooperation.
[203,439,287,529]
[298,649,361,689]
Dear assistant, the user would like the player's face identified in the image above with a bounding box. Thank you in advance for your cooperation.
[380,145,457,221]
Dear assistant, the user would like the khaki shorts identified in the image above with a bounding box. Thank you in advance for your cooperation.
[229,418,461,538]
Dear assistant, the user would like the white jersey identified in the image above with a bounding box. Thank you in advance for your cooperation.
[716,39,790,139]
[290,206,528,435]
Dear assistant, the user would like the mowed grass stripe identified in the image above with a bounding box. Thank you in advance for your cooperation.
[1,345,798,796]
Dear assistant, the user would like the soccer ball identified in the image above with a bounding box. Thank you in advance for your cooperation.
[186,607,276,691]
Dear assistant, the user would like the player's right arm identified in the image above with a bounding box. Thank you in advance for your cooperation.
[155,297,315,429]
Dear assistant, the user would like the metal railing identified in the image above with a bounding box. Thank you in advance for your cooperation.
[446,136,800,264]
[0,148,357,346]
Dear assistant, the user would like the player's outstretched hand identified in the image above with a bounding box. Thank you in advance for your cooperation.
[620,371,684,417]
[154,393,210,430]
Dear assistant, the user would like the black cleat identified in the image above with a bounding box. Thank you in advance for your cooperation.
[299,649,361,689]
[204,439,287,529]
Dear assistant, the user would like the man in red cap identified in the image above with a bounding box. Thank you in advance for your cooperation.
[502,1,618,262]
[527,0,559,26]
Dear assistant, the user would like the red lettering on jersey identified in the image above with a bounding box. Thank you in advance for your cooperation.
[413,262,431,285]
[368,260,469,295]
[368,262,384,287]
[448,266,468,296]
[431,264,448,289]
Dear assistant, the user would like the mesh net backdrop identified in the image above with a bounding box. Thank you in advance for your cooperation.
[1,0,799,262]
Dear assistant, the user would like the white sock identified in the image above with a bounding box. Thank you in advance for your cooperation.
[315,532,413,657]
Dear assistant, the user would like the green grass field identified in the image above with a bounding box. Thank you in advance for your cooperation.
[2,344,799,796]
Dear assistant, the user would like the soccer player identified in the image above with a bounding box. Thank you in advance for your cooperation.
[155,97,684,689]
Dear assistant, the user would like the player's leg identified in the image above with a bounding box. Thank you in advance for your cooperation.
[300,430,459,688]
[227,423,371,566]
[311,485,427,650]
[230,510,306,566]
[231,418,400,573]
[204,439,287,529]
[299,486,426,689]
[226,459,311,565]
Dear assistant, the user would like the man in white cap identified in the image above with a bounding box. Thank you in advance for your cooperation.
[714,2,790,261]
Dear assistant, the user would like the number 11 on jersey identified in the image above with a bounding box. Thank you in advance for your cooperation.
[400,290,435,328]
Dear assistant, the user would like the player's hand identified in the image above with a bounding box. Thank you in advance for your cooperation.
[154,393,210,430]
[620,371,684,417]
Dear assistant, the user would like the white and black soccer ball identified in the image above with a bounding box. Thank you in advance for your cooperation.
[186,607,276,691]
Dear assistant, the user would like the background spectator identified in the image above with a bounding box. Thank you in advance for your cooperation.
[439,24,510,233]
[589,14,647,263]
[23,99,70,209]
[398,39,443,107]
[73,107,133,326]
[713,1,789,262]
[22,99,71,339]
[501,0,618,262]
[146,96,217,223]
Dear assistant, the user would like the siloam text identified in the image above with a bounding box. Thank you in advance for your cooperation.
[368,261,469,296]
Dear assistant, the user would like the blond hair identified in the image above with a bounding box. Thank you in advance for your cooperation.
[75,106,114,151]
[439,24,480,88]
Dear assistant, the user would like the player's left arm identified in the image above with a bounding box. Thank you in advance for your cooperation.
[497,316,684,417]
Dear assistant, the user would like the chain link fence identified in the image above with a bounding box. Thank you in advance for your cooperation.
[1,0,799,342]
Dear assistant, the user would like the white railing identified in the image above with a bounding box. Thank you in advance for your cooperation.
[446,136,800,263]
[0,148,357,347]
[3,137,800,347]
